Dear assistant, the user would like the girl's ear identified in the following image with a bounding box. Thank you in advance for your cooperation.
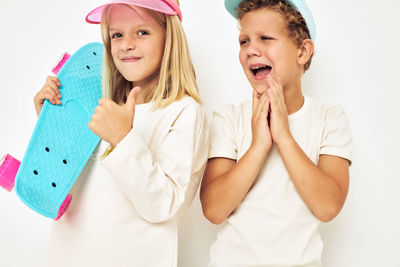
[298,39,314,66]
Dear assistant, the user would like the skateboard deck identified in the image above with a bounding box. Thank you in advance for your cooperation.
[10,42,103,219]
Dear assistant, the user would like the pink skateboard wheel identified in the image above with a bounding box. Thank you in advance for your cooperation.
[0,154,20,192]
[55,193,72,220]
[51,52,71,75]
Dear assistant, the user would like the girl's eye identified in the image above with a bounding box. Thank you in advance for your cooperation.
[137,30,149,36]
[111,33,122,39]
[240,40,248,46]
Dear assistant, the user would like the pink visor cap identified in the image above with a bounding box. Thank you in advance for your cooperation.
[85,0,182,23]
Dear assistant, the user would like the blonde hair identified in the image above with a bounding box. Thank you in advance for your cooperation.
[237,0,314,72]
[100,3,201,108]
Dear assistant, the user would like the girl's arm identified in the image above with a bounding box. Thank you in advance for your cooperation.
[101,103,208,224]
[200,91,272,225]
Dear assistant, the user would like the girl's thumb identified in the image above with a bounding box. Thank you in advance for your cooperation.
[126,86,141,109]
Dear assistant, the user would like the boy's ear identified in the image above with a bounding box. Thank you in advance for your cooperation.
[298,39,314,66]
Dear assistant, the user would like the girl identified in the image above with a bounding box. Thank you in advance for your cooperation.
[34,1,209,266]
[200,0,352,266]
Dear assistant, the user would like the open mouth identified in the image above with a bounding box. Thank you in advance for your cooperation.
[250,65,272,79]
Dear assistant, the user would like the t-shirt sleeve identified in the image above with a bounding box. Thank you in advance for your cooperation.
[208,104,238,160]
[319,105,353,165]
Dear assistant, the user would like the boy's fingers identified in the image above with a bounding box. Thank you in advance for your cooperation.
[269,89,281,113]
[266,75,273,89]
[262,95,270,116]
[267,76,281,96]
[252,90,257,114]
[255,93,264,116]
[267,89,275,109]
[270,77,283,99]
[252,90,261,114]
[256,93,268,118]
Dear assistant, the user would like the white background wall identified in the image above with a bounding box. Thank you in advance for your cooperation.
[0,0,399,266]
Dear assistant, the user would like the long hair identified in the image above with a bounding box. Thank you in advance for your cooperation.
[100,3,201,108]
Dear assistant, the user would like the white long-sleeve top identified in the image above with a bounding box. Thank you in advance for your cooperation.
[45,96,209,267]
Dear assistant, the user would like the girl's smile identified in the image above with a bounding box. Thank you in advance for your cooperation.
[121,56,141,62]
[109,5,165,91]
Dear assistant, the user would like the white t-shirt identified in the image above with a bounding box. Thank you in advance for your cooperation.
[45,96,209,267]
[208,95,352,267]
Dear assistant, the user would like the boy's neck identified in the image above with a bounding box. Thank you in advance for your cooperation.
[283,83,304,115]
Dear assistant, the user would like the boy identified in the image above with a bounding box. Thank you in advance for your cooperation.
[200,0,352,266]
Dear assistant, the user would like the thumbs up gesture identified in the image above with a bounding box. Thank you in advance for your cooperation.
[88,87,141,147]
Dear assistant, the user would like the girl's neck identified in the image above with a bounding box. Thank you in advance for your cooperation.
[130,72,160,104]
[135,86,151,104]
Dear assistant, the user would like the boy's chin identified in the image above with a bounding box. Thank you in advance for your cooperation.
[252,86,268,96]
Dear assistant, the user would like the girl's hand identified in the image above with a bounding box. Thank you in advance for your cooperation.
[266,76,292,146]
[250,89,272,155]
[34,76,62,117]
[88,87,141,147]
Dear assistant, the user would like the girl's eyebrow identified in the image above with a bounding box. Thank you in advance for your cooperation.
[109,24,152,32]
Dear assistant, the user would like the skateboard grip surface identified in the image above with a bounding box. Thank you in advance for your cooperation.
[15,42,104,218]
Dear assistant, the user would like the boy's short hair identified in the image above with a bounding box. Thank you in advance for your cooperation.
[237,0,313,72]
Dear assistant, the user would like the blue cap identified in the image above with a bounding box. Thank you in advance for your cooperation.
[224,0,316,41]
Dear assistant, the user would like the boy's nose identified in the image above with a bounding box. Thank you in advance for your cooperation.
[247,42,261,57]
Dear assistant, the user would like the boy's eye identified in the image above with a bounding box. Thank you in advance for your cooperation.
[137,30,149,36]
[261,36,273,40]
[111,33,122,39]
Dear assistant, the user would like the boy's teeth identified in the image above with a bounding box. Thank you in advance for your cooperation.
[252,65,266,70]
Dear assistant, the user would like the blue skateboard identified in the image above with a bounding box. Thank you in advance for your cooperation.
[0,42,104,219]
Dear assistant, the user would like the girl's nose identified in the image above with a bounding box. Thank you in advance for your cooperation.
[121,36,135,52]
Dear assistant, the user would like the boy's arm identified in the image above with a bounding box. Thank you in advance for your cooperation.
[277,137,350,222]
[266,76,351,222]
[200,145,269,225]
[201,91,272,225]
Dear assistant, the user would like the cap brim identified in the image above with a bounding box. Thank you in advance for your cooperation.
[224,0,316,41]
[224,0,242,19]
[85,0,181,24]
